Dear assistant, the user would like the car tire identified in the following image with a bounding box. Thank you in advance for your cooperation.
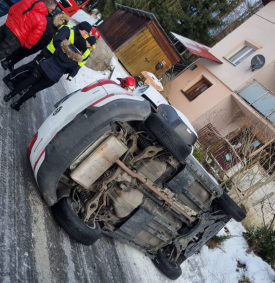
[145,114,192,162]
[152,249,182,280]
[52,197,101,245]
[217,192,246,222]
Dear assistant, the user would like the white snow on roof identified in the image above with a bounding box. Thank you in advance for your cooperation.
[171,32,210,52]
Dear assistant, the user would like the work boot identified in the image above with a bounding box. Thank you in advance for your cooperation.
[2,76,15,91]
[10,101,21,112]
[3,92,16,102]
[1,58,9,70]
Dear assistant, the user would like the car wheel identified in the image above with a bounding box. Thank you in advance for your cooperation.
[145,113,192,163]
[152,249,182,280]
[52,197,101,245]
[217,192,246,222]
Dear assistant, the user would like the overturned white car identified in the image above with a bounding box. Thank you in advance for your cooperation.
[28,80,245,280]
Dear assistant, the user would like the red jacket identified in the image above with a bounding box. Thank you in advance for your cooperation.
[5,0,48,49]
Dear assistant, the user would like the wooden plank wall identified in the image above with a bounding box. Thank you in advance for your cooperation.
[116,29,172,77]
[98,10,149,52]
[147,21,181,65]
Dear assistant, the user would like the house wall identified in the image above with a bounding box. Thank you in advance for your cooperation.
[191,95,242,135]
[169,2,275,134]
[202,2,275,92]
[169,61,233,124]
[231,165,275,228]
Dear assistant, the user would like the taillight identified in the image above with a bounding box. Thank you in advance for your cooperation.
[98,79,117,86]
[81,82,100,92]
[27,132,38,161]
[81,80,118,92]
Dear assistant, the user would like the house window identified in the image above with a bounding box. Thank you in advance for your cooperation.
[181,76,212,101]
[238,81,275,126]
[227,43,256,66]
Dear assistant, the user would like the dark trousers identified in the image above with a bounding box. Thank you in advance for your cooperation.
[6,43,44,65]
[12,65,55,106]
[0,24,20,60]
[8,48,52,85]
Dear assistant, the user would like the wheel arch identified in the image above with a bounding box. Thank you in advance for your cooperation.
[37,99,151,206]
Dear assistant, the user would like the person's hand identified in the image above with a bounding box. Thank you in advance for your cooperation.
[66,75,73,81]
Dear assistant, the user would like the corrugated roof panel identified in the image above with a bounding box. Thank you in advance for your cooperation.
[172,32,223,64]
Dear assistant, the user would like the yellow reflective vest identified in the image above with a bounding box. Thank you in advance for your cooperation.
[79,49,90,67]
[47,25,90,67]
[47,25,74,54]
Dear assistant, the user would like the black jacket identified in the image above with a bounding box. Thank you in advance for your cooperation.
[52,24,81,51]
[40,40,82,83]
[37,14,70,48]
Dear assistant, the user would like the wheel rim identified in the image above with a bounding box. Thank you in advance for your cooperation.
[67,197,98,230]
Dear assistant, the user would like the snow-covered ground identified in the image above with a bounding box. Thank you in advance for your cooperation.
[61,56,128,94]
[114,220,275,283]
[62,65,110,93]
[109,56,129,83]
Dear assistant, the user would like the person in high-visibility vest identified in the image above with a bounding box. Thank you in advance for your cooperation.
[4,37,87,111]
[3,21,92,90]
[77,35,96,67]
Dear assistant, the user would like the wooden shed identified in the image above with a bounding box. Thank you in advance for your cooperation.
[98,4,182,77]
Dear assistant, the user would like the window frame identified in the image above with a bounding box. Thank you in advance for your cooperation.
[224,41,258,66]
[181,75,213,101]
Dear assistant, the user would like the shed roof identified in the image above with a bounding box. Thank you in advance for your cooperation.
[171,32,223,64]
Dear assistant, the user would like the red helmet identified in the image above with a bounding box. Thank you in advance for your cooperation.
[95,31,101,39]
[126,76,136,87]
[91,27,97,35]
[119,76,136,90]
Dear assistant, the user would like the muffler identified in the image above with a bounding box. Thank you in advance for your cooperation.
[70,135,128,189]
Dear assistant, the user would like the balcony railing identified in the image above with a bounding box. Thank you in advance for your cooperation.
[237,80,275,127]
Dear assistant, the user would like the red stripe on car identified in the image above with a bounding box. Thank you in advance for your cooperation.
[98,79,118,86]
[81,82,101,92]
[81,79,118,92]
[34,149,46,171]
[90,93,115,106]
